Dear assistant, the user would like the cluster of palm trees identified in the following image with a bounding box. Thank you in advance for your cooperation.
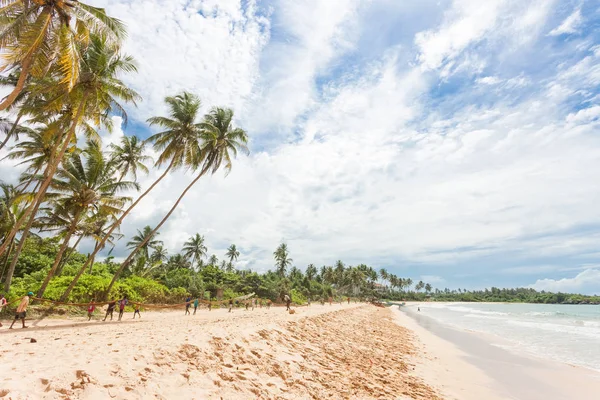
[0,1,249,300]
[125,229,242,276]
[272,243,432,298]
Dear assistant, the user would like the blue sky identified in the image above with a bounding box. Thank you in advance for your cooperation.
[3,0,600,294]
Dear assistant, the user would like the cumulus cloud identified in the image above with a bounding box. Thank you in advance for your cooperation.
[529,269,600,295]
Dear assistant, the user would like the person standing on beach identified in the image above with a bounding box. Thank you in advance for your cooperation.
[118,296,128,321]
[228,299,233,313]
[133,304,141,319]
[347,297,350,305]
[185,296,192,315]
[9,292,32,329]
[267,299,271,309]
[0,294,7,327]
[87,301,96,321]
[193,298,199,315]
[284,294,291,311]
[103,300,116,321]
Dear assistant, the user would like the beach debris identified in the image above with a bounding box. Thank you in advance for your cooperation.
[30,338,37,343]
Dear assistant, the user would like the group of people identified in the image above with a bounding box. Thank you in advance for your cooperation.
[0,292,32,329]
[1,291,356,329]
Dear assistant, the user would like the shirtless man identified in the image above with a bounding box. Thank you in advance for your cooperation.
[9,292,32,329]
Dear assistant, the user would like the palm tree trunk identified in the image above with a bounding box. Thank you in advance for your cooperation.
[104,158,215,298]
[0,114,24,151]
[0,94,88,259]
[37,219,79,298]
[56,234,83,276]
[2,180,43,292]
[0,238,15,282]
[59,159,176,301]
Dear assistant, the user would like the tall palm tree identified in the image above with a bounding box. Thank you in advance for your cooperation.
[334,260,345,285]
[208,254,218,266]
[105,105,249,296]
[273,242,292,277]
[109,135,152,182]
[182,233,207,268]
[36,141,136,298]
[322,266,335,285]
[0,182,25,283]
[0,0,126,110]
[0,36,140,262]
[126,226,162,263]
[226,244,239,264]
[425,283,432,293]
[305,264,317,281]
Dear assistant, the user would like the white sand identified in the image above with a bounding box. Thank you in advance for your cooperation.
[0,304,441,399]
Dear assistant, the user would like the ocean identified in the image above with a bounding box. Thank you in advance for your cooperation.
[411,302,600,372]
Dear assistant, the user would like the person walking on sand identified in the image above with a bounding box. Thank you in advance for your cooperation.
[284,294,291,311]
[87,301,96,321]
[0,294,7,327]
[185,296,192,315]
[118,296,128,321]
[266,299,271,309]
[9,292,32,329]
[228,299,233,313]
[103,300,116,321]
[193,298,199,315]
[329,296,333,306]
[133,304,141,319]
[347,297,351,305]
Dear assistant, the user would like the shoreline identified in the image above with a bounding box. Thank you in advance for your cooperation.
[395,305,600,400]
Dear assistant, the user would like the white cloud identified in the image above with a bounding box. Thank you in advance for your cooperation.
[548,8,583,36]
[529,269,600,294]
[476,76,501,85]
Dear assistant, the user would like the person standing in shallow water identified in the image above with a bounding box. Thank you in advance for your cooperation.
[9,292,32,329]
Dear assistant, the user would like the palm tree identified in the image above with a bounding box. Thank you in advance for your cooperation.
[165,254,191,271]
[208,254,219,266]
[105,105,249,296]
[405,278,413,292]
[109,135,152,182]
[334,260,345,285]
[348,267,365,294]
[379,268,388,288]
[322,266,335,285]
[36,141,136,298]
[273,242,292,277]
[182,233,207,268]
[0,183,26,284]
[0,0,126,110]
[226,244,239,264]
[305,264,317,281]
[127,226,163,263]
[425,283,432,293]
[0,36,140,262]
[415,280,425,293]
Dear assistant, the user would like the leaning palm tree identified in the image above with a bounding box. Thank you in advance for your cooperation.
[0,0,126,110]
[36,141,137,298]
[226,244,239,264]
[109,135,152,182]
[0,36,140,261]
[104,106,249,296]
[0,183,25,283]
[182,233,207,268]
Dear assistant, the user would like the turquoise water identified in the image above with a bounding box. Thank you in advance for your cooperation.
[414,303,600,372]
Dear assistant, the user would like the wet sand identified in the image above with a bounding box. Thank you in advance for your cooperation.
[1,304,442,399]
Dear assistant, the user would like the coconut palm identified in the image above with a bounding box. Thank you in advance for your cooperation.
[334,260,345,285]
[105,105,249,296]
[226,244,239,264]
[0,183,25,283]
[0,0,126,110]
[415,280,424,293]
[0,36,140,261]
[182,233,207,268]
[109,135,152,182]
[36,141,136,298]
[322,266,335,285]
[126,226,162,263]
[305,264,317,281]
[273,242,292,277]
[208,254,218,266]
[425,283,432,293]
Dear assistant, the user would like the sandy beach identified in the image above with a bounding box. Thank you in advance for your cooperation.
[1,304,443,399]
